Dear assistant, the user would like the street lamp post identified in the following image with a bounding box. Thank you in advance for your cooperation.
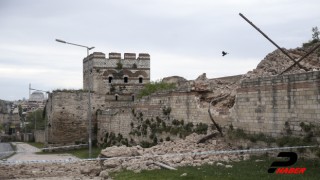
[55,39,95,158]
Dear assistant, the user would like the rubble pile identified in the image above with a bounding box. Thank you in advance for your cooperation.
[100,133,244,173]
[0,133,246,179]
[0,161,102,179]
[176,44,320,109]
[244,46,320,79]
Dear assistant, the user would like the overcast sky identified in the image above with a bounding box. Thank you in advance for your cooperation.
[0,0,319,101]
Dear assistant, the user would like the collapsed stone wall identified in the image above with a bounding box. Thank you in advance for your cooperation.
[230,71,320,136]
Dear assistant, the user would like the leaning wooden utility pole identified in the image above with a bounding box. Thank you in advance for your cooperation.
[239,13,320,75]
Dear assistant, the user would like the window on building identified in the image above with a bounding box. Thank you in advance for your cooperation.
[124,77,128,83]
[108,76,113,83]
[115,95,118,101]
[132,95,135,101]
[139,77,143,83]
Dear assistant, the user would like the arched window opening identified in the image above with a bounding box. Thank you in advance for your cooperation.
[139,77,143,84]
[132,95,135,101]
[108,76,113,83]
[124,77,128,83]
[115,95,118,101]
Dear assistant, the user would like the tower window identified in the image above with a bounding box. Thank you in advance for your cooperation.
[124,77,128,83]
[108,76,113,83]
[139,77,143,83]
[132,95,135,101]
[115,95,118,101]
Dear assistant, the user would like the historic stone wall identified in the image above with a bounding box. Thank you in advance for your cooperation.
[98,71,320,142]
[97,91,230,143]
[34,130,45,143]
[83,52,150,95]
[230,71,320,136]
[46,91,105,144]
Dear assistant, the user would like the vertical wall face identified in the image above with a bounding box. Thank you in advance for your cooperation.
[46,91,105,144]
[97,91,231,143]
[83,52,150,96]
[230,71,320,136]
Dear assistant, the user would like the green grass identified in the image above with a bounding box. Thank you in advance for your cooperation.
[138,81,176,98]
[37,146,102,159]
[112,155,320,180]
[27,142,45,149]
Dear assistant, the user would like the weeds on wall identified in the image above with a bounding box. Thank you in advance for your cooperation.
[227,122,320,156]
[101,132,129,148]
[127,107,208,148]
[53,89,89,93]
[137,81,176,98]
[116,62,123,70]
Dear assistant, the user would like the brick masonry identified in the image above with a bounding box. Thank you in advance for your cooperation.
[229,71,320,136]
[46,91,105,144]
[97,91,230,144]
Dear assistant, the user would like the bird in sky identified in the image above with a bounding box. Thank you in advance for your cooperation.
[222,51,228,56]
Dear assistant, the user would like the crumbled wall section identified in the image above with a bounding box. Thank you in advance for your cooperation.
[230,71,320,136]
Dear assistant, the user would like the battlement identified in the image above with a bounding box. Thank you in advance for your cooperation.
[84,52,106,63]
[124,53,136,60]
[138,53,150,60]
[108,52,150,60]
[83,51,151,94]
[84,52,150,61]
[109,52,121,59]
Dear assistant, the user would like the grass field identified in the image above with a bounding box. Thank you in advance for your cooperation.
[27,142,45,149]
[26,142,102,159]
[36,146,102,159]
[112,156,320,180]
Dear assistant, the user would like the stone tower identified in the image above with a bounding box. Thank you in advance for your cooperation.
[83,52,150,101]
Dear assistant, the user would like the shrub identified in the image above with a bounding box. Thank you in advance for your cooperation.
[300,122,314,133]
[140,141,152,148]
[194,123,208,134]
[172,119,180,126]
[162,106,172,116]
[184,122,194,132]
[284,121,292,135]
[116,62,123,69]
[138,81,176,98]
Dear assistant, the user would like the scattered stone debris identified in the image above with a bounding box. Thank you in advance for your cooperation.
[0,133,245,179]
[99,133,243,173]
[216,162,224,167]
[180,173,187,177]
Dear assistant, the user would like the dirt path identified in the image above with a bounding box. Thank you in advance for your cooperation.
[7,142,79,162]
[0,142,102,179]
[0,142,13,159]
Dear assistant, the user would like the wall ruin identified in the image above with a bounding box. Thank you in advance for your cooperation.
[230,71,320,136]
